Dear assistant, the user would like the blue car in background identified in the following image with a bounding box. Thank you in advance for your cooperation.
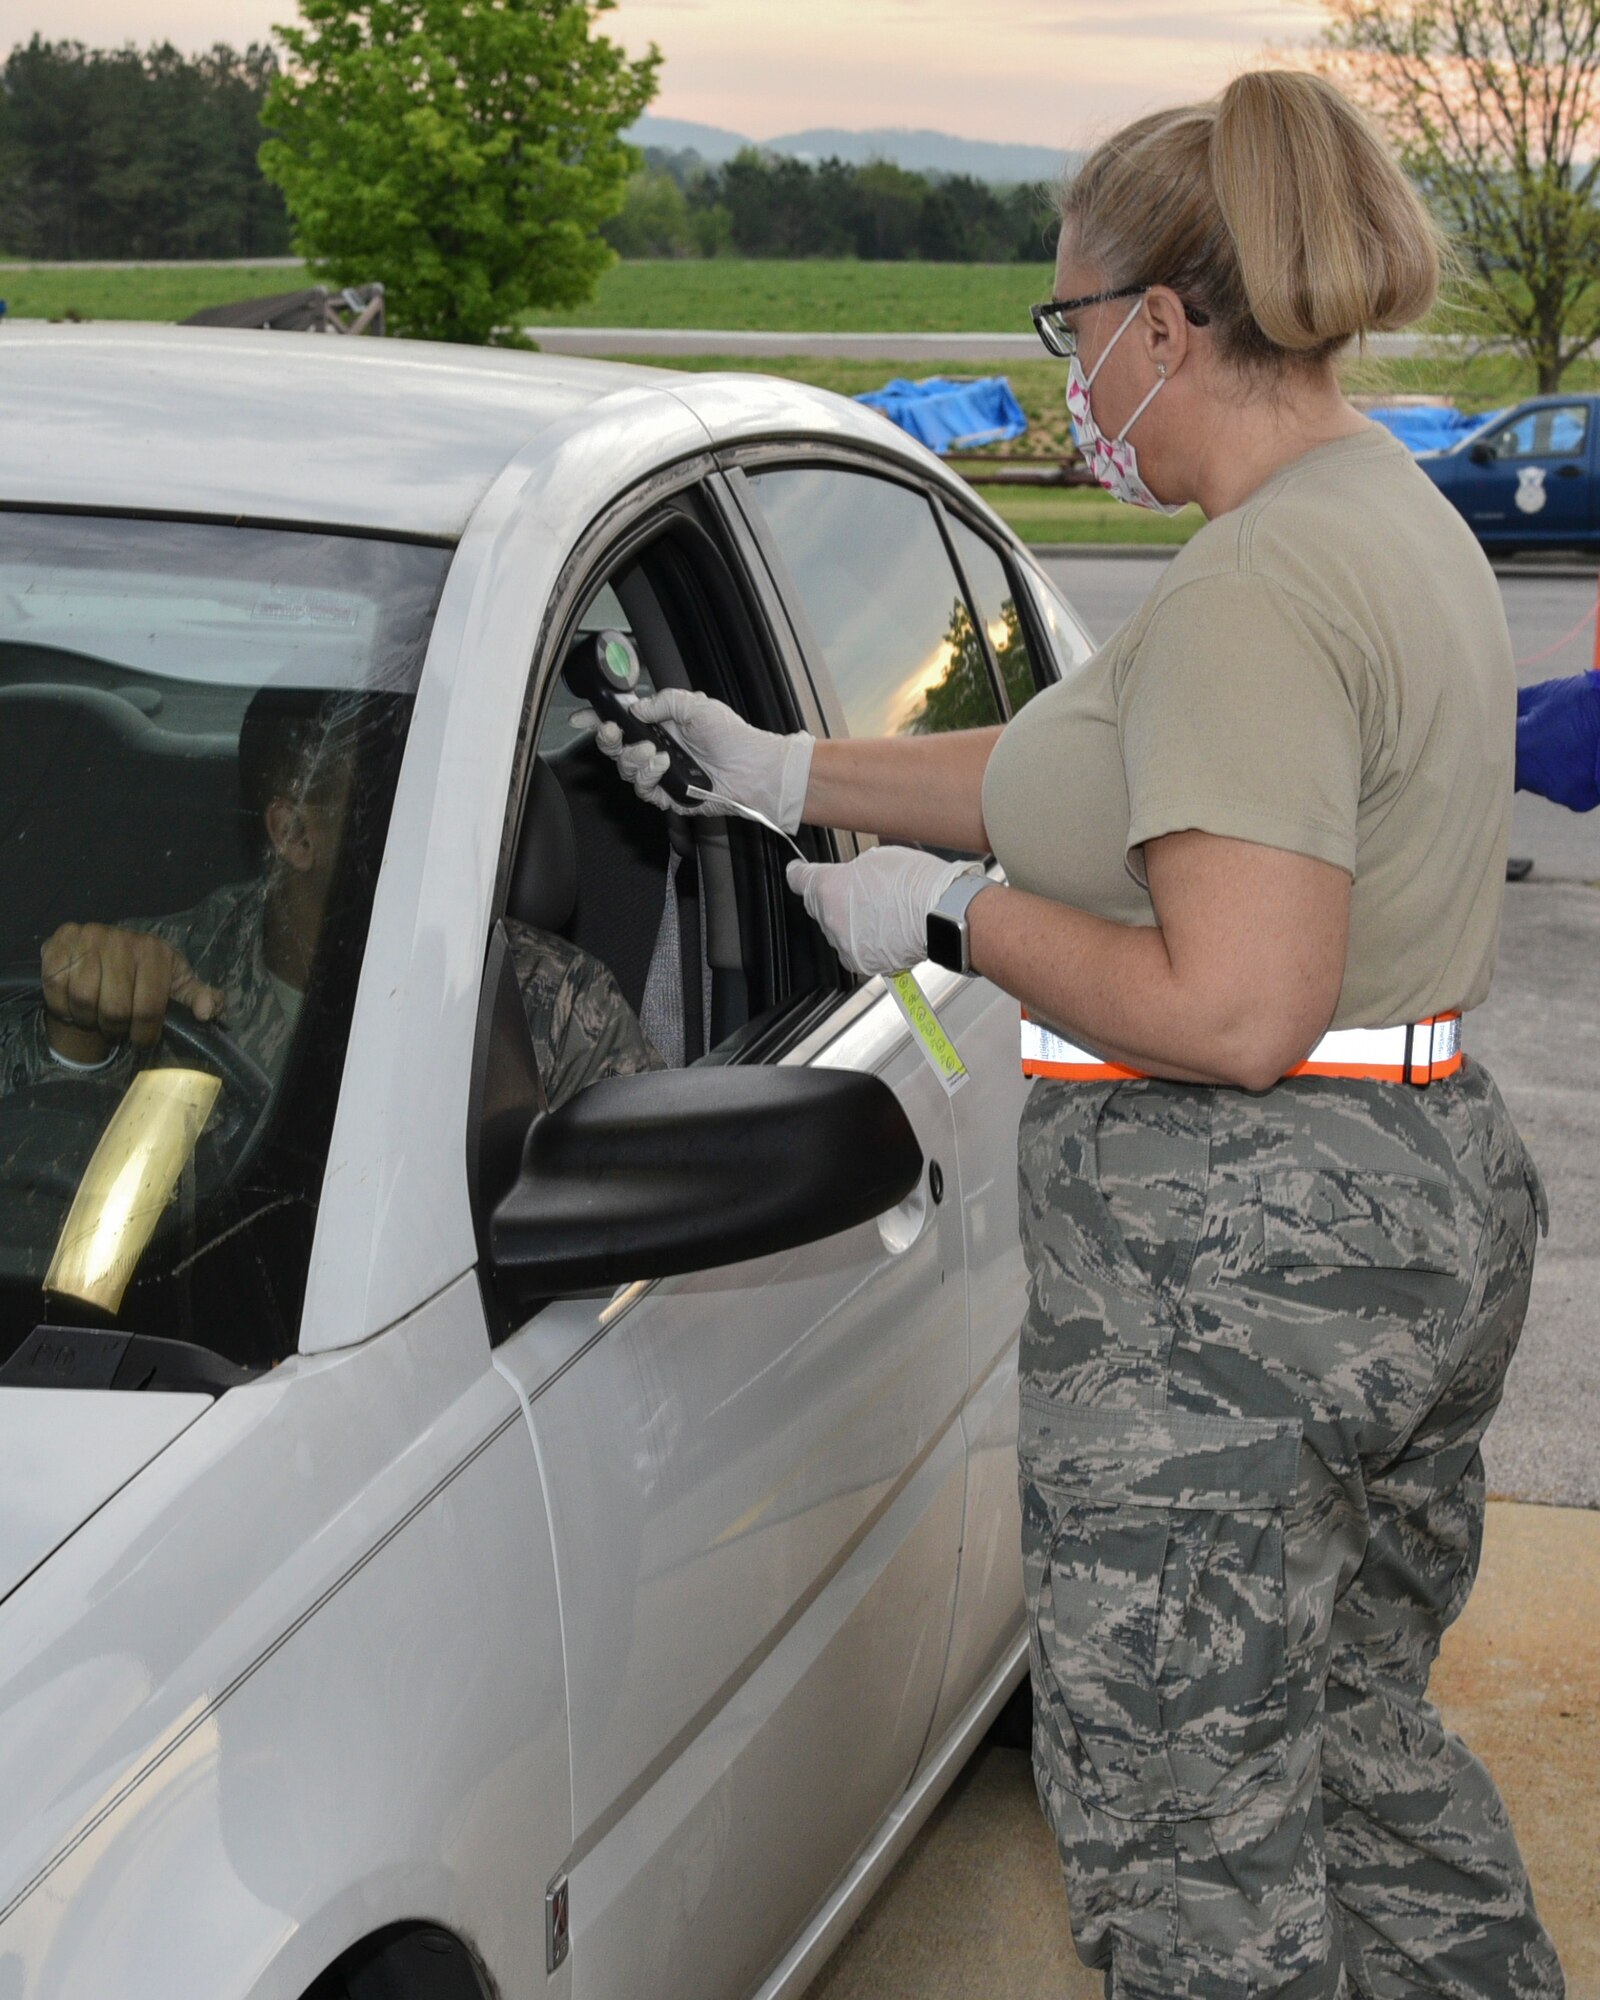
[1415,394,1600,554]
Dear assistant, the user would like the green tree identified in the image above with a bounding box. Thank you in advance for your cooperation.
[602,164,693,256]
[988,599,1036,714]
[846,159,925,260]
[0,55,27,254]
[261,0,659,345]
[1313,0,1600,390]
[0,37,290,259]
[907,603,1002,736]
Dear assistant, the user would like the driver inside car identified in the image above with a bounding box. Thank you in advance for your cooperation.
[0,687,662,1110]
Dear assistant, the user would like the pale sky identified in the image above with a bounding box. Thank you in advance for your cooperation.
[0,0,1326,147]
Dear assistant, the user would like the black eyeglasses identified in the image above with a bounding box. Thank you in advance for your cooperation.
[1030,286,1211,360]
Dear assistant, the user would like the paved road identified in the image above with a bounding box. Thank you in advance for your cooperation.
[1040,551,1600,1508]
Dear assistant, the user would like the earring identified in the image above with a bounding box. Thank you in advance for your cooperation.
[1157,363,1168,377]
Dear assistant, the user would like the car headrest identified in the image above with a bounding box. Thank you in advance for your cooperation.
[507,756,578,935]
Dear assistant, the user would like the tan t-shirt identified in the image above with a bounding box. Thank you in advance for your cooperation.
[982,426,1514,1028]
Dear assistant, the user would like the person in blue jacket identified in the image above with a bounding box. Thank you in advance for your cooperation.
[1518,671,1600,810]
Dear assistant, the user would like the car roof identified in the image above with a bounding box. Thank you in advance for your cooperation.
[0,324,704,539]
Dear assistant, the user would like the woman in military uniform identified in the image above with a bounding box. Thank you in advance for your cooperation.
[590,68,1561,2000]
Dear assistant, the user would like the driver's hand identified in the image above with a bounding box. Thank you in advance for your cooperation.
[40,923,226,1063]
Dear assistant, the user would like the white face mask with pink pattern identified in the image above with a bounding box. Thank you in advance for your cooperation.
[1065,295,1182,515]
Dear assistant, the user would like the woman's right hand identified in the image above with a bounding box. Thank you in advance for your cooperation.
[573,688,814,834]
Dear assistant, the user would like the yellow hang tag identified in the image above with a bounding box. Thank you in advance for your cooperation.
[887,970,968,1096]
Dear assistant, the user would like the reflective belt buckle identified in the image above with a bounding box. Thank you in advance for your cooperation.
[1404,1013,1464,1087]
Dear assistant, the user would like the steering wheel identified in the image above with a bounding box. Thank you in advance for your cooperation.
[0,970,272,1115]
[0,969,275,1289]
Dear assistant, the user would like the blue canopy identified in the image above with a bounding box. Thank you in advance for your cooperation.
[856,375,1028,455]
[1366,405,1504,454]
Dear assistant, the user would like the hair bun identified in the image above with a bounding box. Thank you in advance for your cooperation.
[1212,70,1441,353]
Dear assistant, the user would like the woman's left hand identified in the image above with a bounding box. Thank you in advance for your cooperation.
[786,848,982,977]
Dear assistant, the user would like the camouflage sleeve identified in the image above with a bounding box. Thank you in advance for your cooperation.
[0,997,47,1096]
[504,921,665,1113]
[0,996,139,1097]
[133,882,263,992]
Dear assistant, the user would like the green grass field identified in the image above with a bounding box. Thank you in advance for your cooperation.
[525,259,1058,331]
[7,257,1600,545]
[0,256,1057,331]
[0,263,313,323]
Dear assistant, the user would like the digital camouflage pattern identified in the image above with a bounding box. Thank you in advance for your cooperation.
[0,885,661,1111]
[503,916,663,1105]
[1017,1061,1563,2000]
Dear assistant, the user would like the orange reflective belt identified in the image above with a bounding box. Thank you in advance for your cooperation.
[1019,1010,1465,1087]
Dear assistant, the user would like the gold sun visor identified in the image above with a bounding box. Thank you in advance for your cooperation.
[45,1069,222,1315]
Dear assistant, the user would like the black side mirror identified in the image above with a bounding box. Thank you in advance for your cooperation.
[489,1064,924,1306]
[1468,441,1492,465]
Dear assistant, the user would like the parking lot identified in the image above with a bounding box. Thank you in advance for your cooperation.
[806,551,1600,2000]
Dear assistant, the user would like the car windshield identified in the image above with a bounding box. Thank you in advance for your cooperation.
[0,514,450,1375]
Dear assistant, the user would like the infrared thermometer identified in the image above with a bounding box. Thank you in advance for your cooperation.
[562,628,713,807]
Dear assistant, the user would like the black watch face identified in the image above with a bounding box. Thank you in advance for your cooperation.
[925,913,963,972]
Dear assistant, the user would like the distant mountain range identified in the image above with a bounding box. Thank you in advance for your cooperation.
[626,116,1073,186]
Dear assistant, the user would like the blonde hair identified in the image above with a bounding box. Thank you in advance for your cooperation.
[1059,70,1442,367]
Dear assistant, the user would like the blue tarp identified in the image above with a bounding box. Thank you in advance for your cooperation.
[856,375,1028,455]
[1366,405,1505,454]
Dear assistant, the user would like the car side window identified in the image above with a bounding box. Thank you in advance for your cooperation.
[746,466,1004,740]
[1488,404,1589,461]
[943,514,1045,714]
[501,501,839,1111]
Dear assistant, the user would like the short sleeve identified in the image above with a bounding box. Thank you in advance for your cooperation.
[1117,572,1363,884]
[505,920,663,1112]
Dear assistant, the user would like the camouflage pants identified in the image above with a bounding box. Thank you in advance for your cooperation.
[1016,1061,1563,2000]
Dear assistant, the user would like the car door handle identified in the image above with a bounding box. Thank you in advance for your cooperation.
[1557,462,1583,478]
[878,1163,936,1255]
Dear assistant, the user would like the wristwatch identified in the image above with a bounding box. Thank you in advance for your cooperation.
[925,870,991,975]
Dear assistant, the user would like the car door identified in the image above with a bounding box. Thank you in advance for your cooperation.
[725,457,1069,1746]
[1459,400,1593,545]
[484,484,968,2000]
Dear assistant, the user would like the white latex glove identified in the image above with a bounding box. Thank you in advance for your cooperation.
[571,687,814,833]
[786,849,983,979]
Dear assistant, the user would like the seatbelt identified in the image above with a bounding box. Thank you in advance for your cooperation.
[1019,1010,1464,1087]
[639,848,686,1068]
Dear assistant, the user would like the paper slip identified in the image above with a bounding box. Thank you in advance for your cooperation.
[887,970,968,1095]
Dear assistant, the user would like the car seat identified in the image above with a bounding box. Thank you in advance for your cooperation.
[507,750,710,1068]
[0,678,253,966]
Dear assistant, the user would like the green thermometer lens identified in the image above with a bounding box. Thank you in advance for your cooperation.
[603,639,633,684]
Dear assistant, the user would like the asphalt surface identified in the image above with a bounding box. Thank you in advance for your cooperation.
[1039,550,1600,1509]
